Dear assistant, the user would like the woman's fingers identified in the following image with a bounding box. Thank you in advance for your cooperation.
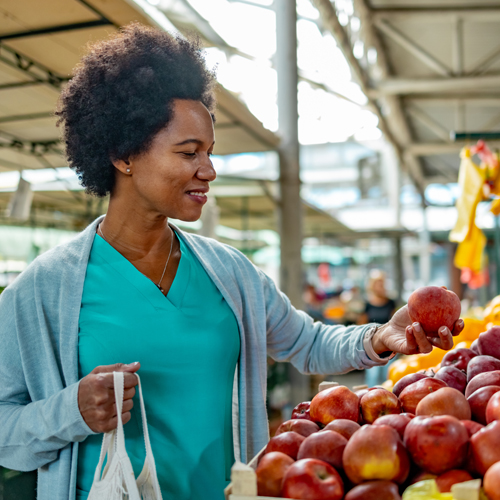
[427,326,454,350]
[405,326,420,354]
[412,322,433,354]
[452,318,465,336]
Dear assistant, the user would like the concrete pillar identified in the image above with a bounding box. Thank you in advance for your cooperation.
[276,0,308,404]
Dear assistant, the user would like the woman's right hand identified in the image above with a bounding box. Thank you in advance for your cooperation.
[78,362,141,433]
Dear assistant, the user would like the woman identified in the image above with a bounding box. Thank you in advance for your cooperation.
[0,24,462,500]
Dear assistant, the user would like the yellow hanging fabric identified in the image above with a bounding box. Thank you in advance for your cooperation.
[449,147,486,243]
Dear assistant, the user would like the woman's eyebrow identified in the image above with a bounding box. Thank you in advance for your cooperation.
[174,139,216,147]
[174,139,203,146]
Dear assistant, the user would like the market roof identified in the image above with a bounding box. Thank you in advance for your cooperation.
[0,0,280,179]
[313,0,500,193]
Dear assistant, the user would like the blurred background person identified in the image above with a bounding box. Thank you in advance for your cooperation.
[359,270,397,386]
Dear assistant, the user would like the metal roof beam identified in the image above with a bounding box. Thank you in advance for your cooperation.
[371,75,500,96]
[0,112,54,124]
[406,105,451,142]
[313,0,427,194]
[408,142,500,156]
[375,19,452,77]
[372,9,500,23]
[0,44,69,90]
[0,20,113,41]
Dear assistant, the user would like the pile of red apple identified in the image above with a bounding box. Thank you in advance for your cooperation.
[256,325,500,499]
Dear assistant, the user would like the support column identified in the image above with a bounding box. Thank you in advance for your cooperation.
[276,0,308,405]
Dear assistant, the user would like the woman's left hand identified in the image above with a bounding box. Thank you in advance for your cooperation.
[371,305,465,356]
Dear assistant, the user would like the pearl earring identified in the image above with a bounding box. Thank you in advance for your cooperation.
[126,168,131,173]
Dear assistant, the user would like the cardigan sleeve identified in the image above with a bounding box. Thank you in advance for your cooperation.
[259,270,385,375]
[0,288,95,472]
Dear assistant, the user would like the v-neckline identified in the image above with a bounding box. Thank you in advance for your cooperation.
[93,231,190,310]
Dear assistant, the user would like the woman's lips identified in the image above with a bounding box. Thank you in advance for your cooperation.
[186,191,208,204]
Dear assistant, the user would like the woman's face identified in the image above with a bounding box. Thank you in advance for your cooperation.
[122,99,216,222]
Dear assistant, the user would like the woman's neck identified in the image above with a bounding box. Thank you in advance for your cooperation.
[99,196,173,263]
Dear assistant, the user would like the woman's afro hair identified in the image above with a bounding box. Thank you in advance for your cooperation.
[56,23,217,197]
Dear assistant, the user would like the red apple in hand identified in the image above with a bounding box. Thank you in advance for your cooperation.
[282,459,344,500]
[256,451,294,497]
[486,391,500,423]
[373,413,414,439]
[465,370,500,397]
[344,480,401,500]
[393,372,429,398]
[404,415,469,474]
[435,469,473,493]
[484,460,500,500]
[470,420,500,475]
[343,425,410,484]
[408,286,461,335]
[322,419,360,440]
[478,325,500,359]
[441,348,477,371]
[434,366,467,393]
[467,355,500,382]
[291,401,313,421]
[399,378,448,414]
[265,432,305,460]
[416,387,471,420]
[360,389,401,424]
[309,386,359,425]
[297,430,347,470]
[275,420,320,438]
[467,385,500,424]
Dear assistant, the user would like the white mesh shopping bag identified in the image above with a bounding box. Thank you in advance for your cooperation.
[88,371,163,500]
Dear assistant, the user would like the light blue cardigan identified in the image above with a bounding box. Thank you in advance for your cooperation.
[0,217,382,500]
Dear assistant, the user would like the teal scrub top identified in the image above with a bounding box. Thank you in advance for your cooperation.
[76,232,240,500]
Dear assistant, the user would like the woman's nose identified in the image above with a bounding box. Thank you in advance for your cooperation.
[197,156,216,182]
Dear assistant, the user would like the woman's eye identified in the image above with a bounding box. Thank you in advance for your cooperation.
[182,152,196,157]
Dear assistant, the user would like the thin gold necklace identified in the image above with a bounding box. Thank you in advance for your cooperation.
[98,222,175,293]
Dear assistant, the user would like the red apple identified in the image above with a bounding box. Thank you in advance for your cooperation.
[434,366,467,393]
[416,387,471,420]
[471,339,480,354]
[486,391,500,423]
[360,389,401,424]
[478,325,500,359]
[461,419,484,437]
[399,378,448,414]
[297,430,347,470]
[484,460,500,500]
[343,424,410,484]
[309,386,359,425]
[467,385,500,424]
[393,372,429,398]
[470,420,500,475]
[465,370,500,397]
[373,413,413,439]
[291,401,313,421]
[344,480,401,500]
[403,415,469,474]
[435,469,473,493]
[256,451,294,497]
[441,348,477,371]
[265,431,305,460]
[275,420,320,438]
[408,286,461,335]
[467,355,500,382]
[281,458,344,500]
[401,412,415,419]
[322,419,360,440]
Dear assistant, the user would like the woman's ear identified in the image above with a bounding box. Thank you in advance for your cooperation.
[111,157,132,175]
